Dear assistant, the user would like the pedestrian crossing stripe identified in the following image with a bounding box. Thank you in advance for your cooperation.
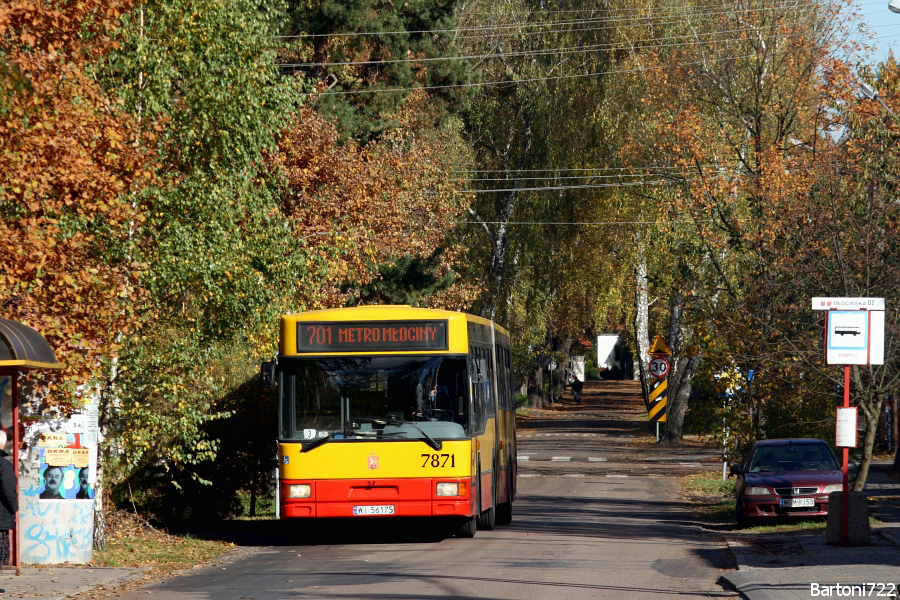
[647,378,667,423]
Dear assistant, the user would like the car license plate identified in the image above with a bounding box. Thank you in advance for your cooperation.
[353,505,395,516]
[780,497,815,508]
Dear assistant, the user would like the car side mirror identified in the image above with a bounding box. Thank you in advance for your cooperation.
[260,360,277,387]
[729,463,743,477]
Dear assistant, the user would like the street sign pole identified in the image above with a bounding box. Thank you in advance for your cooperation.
[647,335,671,441]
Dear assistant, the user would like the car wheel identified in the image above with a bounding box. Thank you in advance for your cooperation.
[735,500,747,528]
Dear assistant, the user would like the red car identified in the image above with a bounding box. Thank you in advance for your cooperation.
[730,438,843,525]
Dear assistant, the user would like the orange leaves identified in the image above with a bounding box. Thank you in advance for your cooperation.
[270,95,467,307]
[0,0,150,406]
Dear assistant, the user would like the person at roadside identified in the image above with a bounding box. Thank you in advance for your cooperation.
[39,466,64,500]
[0,430,18,588]
[571,375,584,405]
[76,468,91,500]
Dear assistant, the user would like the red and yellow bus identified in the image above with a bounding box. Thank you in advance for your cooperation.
[261,305,516,536]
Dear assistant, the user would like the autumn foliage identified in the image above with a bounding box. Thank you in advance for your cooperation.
[272,97,470,308]
[0,0,151,400]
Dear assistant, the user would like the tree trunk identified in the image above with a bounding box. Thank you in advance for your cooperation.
[527,367,543,409]
[662,292,695,444]
[312,37,329,80]
[853,395,883,491]
[249,471,258,517]
[661,356,698,444]
[552,335,574,401]
[633,245,651,405]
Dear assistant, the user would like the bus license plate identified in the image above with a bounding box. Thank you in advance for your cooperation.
[353,505,395,516]
[780,498,814,508]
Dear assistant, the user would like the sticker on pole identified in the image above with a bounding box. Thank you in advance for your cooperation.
[649,356,670,379]
[835,407,858,448]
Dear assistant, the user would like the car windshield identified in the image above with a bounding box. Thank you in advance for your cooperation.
[747,443,840,473]
[280,356,469,442]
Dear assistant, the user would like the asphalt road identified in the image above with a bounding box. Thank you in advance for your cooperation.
[112,381,738,600]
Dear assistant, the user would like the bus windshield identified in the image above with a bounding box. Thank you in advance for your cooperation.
[280,356,469,442]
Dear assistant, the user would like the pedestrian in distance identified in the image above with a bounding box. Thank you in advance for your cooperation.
[0,430,18,589]
[571,375,583,405]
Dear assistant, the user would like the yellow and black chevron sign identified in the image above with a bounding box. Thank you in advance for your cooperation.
[647,378,667,423]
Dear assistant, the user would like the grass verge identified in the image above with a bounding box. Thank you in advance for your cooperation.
[93,510,232,570]
[681,471,735,525]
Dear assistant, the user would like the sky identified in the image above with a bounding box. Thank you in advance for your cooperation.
[857,0,900,65]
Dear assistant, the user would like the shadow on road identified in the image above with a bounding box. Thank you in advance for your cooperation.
[179,516,464,547]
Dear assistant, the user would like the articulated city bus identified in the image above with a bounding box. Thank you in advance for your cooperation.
[261,305,516,537]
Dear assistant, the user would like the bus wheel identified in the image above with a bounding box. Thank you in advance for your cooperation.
[456,515,476,538]
[496,464,513,526]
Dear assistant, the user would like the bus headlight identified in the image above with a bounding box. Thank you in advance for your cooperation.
[289,484,311,499]
[436,482,460,496]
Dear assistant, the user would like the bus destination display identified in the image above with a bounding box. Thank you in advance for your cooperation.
[297,321,449,352]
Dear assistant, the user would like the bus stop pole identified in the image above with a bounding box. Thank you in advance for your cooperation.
[841,365,850,546]
[10,370,20,575]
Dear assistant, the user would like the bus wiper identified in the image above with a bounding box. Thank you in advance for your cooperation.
[404,421,442,451]
[301,432,336,453]
[351,418,442,451]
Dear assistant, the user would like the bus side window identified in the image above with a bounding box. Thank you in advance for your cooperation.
[470,347,484,433]
[497,345,508,411]
[485,350,495,418]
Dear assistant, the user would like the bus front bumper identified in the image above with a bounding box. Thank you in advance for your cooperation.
[281,477,475,518]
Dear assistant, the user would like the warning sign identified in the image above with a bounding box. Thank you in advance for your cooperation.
[647,378,667,423]
[649,335,671,356]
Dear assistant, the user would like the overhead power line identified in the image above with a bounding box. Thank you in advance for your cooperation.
[462,219,715,225]
[305,28,900,96]
[274,2,808,39]
[454,0,885,17]
[277,19,816,68]
[275,1,814,39]
[453,165,705,174]
[314,52,796,95]
[453,179,688,193]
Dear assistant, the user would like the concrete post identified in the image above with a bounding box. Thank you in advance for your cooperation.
[826,491,870,545]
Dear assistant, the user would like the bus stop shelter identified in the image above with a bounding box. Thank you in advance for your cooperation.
[0,318,63,574]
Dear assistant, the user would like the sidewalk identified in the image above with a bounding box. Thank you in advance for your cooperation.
[0,565,144,599]
[721,462,900,600]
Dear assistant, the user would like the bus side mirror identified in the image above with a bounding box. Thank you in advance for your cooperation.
[260,361,277,387]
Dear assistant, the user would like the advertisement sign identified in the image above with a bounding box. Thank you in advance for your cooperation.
[37,438,94,501]
[835,407,858,448]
